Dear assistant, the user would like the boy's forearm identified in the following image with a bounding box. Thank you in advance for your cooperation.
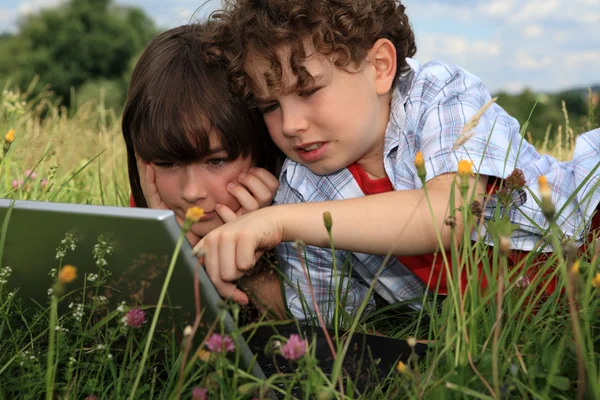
[277,174,488,256]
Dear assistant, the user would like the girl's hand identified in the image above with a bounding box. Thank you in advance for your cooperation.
[193,207,284,305]
[136,155,201,246]
[214,168,279,222]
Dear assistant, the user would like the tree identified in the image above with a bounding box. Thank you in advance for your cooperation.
[4,0,157,107]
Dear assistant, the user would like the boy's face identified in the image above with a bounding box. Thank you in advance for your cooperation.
[152,135,253,238]
[247,41,392,176]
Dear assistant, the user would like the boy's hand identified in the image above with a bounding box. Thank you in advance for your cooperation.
[215,167,279,222]
[136,155,201,246]
[193,208,284,305]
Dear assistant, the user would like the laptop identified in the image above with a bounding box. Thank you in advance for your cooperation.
[0,199,424,397]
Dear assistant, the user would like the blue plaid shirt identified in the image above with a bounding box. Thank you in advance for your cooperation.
[274,59,600,322]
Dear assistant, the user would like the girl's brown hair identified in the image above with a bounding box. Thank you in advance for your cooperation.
[122,23,281,208]
[219,0,416,99]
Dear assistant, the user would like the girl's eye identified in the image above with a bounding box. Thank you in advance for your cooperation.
[207,158,226,168]
[153,161,177,169]
[260,102,280,114]
[298,87,321,98]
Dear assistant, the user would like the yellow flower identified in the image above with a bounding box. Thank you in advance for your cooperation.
[415,151,427,183]
[4,129,15,144]
[414,151,424,169]
[185,206,205,223]
[323,211,332,232]
[592,272,600,289]
[457,160,474,177]
[571,260,580,274]
[197,349,211,362]
[538,176,551,197]
[58,265,77,284]
[396,360,407,374]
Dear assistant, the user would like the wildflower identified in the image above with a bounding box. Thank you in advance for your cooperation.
[444,216,457,228]
[407,337,417,348]
[471,200,484,218]
[4,129,15,144]
[117,301,126,313]
[415,151,426,183]
[515,275,531,288]
[457,160,474,177]
[538,176,555,221]
[124,308,146,328]
[183,206,205,232]
[41,179,48,189]
[3,129,14,156]
[205,333,235,353]
[281,334,307,361]
[197,349,211,362]
[592,273,600,289]
[57,265,77,284]
[12,179,22,189]
[323,211,333,232]
[571,260,580,274]
[192,387,208,400]
[506,168,526,190]
[396,360,407,374]
[25,169,36,180]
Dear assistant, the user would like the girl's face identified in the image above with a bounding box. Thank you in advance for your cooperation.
[151,135,253,238]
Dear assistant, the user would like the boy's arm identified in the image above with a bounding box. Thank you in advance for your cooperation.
[195,172,487,303]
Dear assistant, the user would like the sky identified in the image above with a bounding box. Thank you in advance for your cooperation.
[1,0,599,94]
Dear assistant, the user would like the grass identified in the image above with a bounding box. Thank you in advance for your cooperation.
[0,84,599,399]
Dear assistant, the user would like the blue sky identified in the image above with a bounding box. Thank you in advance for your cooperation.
[1,0,599,93]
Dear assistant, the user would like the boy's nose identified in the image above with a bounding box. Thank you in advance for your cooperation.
[281,106,308,138]
[181,166,208,204]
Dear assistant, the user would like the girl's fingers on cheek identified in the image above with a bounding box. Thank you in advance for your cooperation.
[215,203,238,223]
[249,168,279,192]
[238,174,274,207]
[228,183,259,212]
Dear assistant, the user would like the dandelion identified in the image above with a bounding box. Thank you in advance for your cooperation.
[183,206,205,232]
[415,151,426,183]
[592,273,600,289]
[281,334,307,361]
[396,360,407,374]
[4,129,15,144]
[205,333,235,353]
[192,387,208,400]
[57,265,77,284]
[538,176,555,221]
[471,200,484,218]
[457,160,474,177]
[3,129,15,156]
[124,308,146,328]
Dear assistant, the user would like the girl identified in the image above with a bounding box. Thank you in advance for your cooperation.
[121,23,287,318]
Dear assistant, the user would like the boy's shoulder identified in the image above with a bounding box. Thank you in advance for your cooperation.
[404,58,486,97]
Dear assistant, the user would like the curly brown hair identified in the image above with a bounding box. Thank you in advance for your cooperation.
[217,0,416,100]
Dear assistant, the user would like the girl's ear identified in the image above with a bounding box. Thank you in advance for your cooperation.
[369,38,397,96]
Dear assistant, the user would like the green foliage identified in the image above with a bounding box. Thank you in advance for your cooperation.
[0,0,157,109]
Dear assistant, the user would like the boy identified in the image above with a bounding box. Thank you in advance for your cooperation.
[196,0,600,321]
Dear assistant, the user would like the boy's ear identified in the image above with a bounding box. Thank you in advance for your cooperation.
[369,38,397,95]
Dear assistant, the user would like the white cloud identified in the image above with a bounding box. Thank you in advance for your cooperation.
[417,33,501,62]
[565,51,600,68]
[478,0,517,17]
[515,49,552,70]
[523,25,543,38]
[502,81,528,94]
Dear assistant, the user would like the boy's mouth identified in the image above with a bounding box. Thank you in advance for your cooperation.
[294,142,329,163]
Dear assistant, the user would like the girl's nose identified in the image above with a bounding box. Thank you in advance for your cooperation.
[181,165,209,204]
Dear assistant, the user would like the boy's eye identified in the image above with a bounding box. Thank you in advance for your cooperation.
[260,102,280,114]
[298,87,321,98]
